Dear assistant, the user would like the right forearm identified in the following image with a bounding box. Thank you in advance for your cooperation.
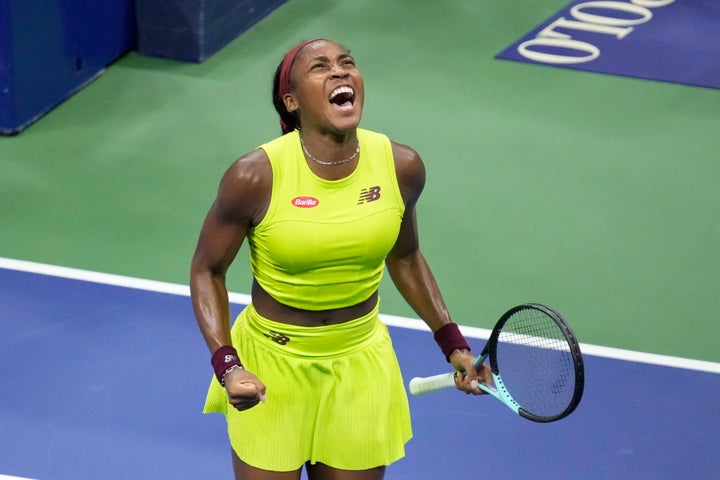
[190,269,233,353]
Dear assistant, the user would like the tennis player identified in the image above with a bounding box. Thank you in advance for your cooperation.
[190,38,492,480]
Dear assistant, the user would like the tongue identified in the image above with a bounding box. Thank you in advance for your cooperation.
[330,92,353,107]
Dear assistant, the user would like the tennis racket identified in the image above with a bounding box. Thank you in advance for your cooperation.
[409,303,584,423]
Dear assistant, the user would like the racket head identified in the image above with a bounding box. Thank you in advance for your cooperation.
[485,303,584,422]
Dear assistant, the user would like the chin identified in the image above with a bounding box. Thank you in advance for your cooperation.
[333,113,363,132]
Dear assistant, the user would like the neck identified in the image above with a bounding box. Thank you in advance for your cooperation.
[299,131,360,166]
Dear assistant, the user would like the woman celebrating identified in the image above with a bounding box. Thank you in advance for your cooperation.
[190,38,491,480]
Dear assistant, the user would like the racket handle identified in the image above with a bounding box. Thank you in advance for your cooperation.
[409,372,456,396]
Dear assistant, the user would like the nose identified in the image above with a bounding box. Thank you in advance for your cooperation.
[330,62,349,78]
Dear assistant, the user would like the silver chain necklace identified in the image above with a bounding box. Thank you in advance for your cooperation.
[299,133,359,166]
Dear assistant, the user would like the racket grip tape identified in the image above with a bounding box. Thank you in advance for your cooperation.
[408,372,456,396]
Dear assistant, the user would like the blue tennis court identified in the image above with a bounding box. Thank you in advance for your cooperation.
[2,259,718,480]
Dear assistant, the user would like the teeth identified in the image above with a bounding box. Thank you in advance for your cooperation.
[329,86,354,100]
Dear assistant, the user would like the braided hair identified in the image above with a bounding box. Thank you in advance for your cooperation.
[272,39,325,135]
[272,61,299,134]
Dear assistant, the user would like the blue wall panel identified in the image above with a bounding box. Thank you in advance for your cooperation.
[0,0,286,135]
[0,0,136,135]
[136,0,288,62]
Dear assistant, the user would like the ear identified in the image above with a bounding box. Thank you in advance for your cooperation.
[283,93,299,114]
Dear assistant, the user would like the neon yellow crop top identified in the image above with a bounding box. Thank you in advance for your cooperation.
[248,128,405,311]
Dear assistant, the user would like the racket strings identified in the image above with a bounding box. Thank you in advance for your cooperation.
[494,308,577,418]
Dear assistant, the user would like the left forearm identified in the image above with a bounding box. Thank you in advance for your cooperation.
[386,250,453,332]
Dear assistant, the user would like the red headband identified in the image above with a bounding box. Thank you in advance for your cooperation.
[278,39,324,132]
[279,39,323,97]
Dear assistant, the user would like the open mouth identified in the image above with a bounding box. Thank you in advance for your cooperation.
[329,86,355,109]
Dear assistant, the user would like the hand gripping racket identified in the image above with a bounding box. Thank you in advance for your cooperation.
[409,304,584,423]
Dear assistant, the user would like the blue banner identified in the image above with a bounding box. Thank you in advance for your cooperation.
[496,0,720,89]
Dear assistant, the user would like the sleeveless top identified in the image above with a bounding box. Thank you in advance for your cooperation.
[248,128,405,310]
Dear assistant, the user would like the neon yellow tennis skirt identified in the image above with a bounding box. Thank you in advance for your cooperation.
[203,302,413,471]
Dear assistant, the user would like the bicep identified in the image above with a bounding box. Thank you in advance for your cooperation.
[388,206,419,261]
[191,200,249,276]
[388,141,425,261]
[191,151,271,276]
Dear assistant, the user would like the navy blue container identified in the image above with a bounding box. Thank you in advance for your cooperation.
[135,0,288,62]
[0,0,136,135]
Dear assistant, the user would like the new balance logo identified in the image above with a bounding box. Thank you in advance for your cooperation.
[357,186,381,205]
[264,330,290,345]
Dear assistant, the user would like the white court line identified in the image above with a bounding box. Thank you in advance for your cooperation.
[0,475,37,480]
[2,256,719,375]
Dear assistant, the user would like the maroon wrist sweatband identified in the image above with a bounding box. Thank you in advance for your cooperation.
[211,345,242,383]
[434,323,471,362]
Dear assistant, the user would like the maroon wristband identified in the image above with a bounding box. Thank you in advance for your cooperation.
[433,322,471,362]
[211,345,242,383]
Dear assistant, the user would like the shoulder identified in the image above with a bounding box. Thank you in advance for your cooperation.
[215,148,272,225]
[222,148,272,188]
[390,140,426,206]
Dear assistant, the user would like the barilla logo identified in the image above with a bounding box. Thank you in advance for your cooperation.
[292,196,319,208]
